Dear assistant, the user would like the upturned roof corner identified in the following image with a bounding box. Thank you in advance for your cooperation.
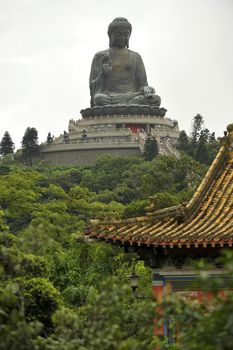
[86,123,233,248]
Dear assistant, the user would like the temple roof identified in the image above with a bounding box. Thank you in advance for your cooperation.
[86,124,233,248]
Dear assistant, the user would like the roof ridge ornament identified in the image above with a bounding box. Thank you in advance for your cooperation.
[227,123,233,151]
[227,123,233,134]
[219,123,233,151]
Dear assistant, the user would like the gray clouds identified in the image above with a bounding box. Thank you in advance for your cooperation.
[0,0,232,148]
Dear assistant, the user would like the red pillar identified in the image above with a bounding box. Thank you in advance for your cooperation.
[153,274,165,350]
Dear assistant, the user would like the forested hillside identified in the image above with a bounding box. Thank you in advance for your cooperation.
[0,154,205,348]
[2,152,231,349]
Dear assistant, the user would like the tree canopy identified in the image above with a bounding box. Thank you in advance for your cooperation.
[21,127,40,166]
[143,136,159,161]
[0,118,228,349]
[0,131,15,156]
[177,114,220,165]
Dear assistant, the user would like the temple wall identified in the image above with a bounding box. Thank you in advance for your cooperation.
[40,145,141,166]
[41,113,180,166]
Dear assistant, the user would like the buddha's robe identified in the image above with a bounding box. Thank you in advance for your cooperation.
[89,48,161,107]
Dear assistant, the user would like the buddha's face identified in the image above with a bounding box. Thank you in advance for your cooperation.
[110,27,131,48]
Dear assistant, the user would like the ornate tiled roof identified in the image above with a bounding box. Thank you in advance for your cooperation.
[86,124,233,248]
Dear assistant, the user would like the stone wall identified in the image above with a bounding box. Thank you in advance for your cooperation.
[41,146,141,166]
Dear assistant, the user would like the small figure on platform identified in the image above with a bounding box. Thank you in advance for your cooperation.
[46,132,54,144]
[63,131,70,144]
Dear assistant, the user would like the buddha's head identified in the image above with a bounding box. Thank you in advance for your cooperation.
[108,17,132,48]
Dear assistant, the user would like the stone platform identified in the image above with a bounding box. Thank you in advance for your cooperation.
[80,105,167,119]
[40,109,180,166]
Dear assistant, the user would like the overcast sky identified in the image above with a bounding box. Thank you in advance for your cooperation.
[0,0,233,148]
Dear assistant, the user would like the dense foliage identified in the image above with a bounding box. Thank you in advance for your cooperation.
[0,152,207,349]
[177,114,220,165]
[1,141,230,349]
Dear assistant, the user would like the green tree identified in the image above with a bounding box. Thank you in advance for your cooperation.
[123,199,148,218]
[190,113,204,156]
[0,153,223,349]
[177,130,190,154]
[195,128,210,163]
[21,127,40,166]
[0,284,42,350]
[22,278,61,334]
[193,128,220,165]
[151,192,179,210]
[0,168,44,231]
[143,136,159,161]
[0,131,15,156]
[36,278,156,350]
[177,117,219,166]
[205,138,220,165]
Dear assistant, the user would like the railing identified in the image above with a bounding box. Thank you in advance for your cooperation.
[42,137,140,148]
[70,115,177,126]
[151,130,180,138]
[164,139,180,159]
